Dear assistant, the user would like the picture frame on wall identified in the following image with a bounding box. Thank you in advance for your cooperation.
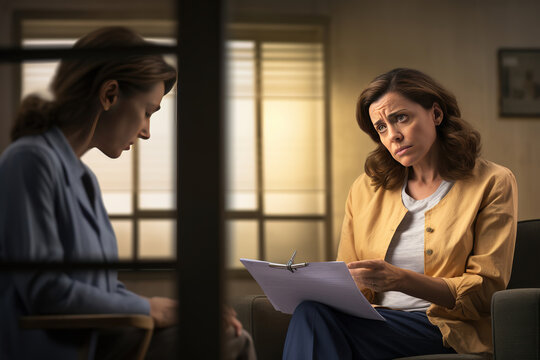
[498,49,540,117]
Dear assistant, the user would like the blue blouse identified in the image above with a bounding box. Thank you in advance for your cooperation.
[0,127,149,359]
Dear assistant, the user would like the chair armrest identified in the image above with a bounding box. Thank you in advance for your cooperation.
[20,314,154,360]
[492,288,540,360]
[20,314,154,330]
[231,295,291,360]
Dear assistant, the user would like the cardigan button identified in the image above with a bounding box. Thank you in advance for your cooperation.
[426,249,434,255]
[426,227,434,233]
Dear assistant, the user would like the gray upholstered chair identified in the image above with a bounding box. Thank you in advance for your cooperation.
[490,219,540,360]
[233,219,540,360]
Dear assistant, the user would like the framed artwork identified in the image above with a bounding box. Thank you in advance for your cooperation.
[499,49,540,117]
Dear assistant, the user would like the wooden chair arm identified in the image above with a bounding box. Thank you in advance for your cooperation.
[20,313,154,330]
[20,314,154,360]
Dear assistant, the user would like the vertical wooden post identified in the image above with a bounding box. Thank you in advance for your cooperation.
[177,1,224,358]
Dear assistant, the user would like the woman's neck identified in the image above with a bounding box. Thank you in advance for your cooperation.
[406,167,443,200]
[408,142,441,185]
[60,116,99,158]
[406,145,443,200]
[408,166,441,186]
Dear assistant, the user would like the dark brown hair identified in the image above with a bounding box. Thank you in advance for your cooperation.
[11,26,177,141]
[356,68,481,190]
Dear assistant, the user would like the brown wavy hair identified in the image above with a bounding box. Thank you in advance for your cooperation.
[356,68,481,190]
[11,26,177,141]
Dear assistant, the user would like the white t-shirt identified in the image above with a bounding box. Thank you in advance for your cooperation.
[378,178,454,312]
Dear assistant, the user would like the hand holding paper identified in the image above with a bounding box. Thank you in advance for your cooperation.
[347,259,404,293]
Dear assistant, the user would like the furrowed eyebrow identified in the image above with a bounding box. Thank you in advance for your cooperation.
[371,108,407,126]
[387,109,407,118]
[372,119,384,127]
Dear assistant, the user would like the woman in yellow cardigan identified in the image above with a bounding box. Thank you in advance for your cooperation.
[282,68,517,359]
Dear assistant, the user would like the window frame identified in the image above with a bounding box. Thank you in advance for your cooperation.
[226,17,333,277]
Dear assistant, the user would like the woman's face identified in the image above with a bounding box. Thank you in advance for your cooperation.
[368,91,442,168]
[94,82,165,158]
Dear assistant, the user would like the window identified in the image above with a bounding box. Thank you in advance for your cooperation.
[225,23,331,269]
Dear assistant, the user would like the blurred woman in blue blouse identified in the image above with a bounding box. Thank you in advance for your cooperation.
[0,27,255,360]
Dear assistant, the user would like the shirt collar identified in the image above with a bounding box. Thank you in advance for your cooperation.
[42,126,87,183]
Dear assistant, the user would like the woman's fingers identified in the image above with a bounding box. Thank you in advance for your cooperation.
[149,297,178,328]
[347,260,403,292]
[223,305,243,337]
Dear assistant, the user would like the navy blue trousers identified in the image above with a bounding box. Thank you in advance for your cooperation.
[282,301,456,360]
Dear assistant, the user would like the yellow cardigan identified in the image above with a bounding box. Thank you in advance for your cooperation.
[336,158,518,354]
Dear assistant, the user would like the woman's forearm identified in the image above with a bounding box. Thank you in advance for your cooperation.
[348,260,456,308]
[397,269,455,308]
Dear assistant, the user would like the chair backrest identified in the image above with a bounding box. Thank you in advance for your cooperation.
[507,219,540,289]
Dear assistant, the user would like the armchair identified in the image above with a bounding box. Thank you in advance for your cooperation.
[233,219,540,360]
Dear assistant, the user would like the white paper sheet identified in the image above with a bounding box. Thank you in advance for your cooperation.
[240,258,385,321]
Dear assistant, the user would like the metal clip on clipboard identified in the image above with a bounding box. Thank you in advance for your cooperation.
[267,250,309,273]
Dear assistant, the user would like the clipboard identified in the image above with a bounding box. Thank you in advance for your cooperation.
[267,250,308,272]
[240,251,385,321]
